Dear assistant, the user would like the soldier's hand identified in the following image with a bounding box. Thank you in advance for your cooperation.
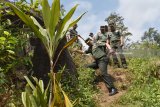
[120,43,124,47]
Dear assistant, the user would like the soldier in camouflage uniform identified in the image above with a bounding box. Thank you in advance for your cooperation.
[66,24,82,50]
[107,23,127,68]
[75,26,118,96]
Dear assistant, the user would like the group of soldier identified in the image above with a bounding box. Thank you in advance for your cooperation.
[66,22,127,96]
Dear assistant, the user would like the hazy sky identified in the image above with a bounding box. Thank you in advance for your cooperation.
[60,0,160,42]
[24,0,160,43]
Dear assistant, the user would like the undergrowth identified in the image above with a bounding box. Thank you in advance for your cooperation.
[117,57,160,107]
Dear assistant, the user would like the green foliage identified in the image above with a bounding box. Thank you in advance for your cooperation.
[141,27,160,48]
[0,72,8,93]
[62,67,97,107]
[62,53,97,107]
[8,0,85,106]
[0,29,18,72]
[105,12,132,38]
[22,72,78,107]
[77,67,97,107]
[7,0,85,60]
[22,76,49,107]
[118,57,160,107]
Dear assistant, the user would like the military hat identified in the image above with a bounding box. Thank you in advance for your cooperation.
[89,32,94,37]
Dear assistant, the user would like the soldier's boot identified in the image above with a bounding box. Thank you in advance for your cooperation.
[109,87,118,96]
[114,63,121,68]
[101,75,118,96]
[122,64,127,69]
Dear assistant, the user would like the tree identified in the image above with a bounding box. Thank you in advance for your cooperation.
[141,27,160,46]
[105,12,132,39]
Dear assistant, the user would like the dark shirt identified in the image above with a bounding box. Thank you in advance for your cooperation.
[85,45,106,60]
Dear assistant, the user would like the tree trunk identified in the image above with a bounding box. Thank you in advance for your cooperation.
[30,37,78,84]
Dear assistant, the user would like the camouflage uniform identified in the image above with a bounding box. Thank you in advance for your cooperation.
[66,27,82,50]
[107,31,127,67]
[85,33,115,90]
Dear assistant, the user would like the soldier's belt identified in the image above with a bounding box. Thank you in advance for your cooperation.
[111,40,120,43]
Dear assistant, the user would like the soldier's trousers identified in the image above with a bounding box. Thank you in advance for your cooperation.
[86,57,114,88]
[112,45,127,66]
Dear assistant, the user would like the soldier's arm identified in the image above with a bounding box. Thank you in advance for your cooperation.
[73,48,90,54]
[106,39,112,50]
[94,33,100,42]
[66,31,71,41]
[106,39,114,54]
[73,49,84,54]
[120,33,124,46]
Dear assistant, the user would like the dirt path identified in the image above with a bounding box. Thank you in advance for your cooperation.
[94,67,130,107]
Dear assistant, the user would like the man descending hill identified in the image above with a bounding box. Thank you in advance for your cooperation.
[74,26,118,96]
[107,23,127,68]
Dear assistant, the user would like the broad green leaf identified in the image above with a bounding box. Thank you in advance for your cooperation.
[3,31,10,36]
[44,80,50,100]
[6,50,15,54]
[39,80,44,93]
[30,0,33,4]
[31,16,49,47]
[56,66,65,82]
[55,72,62,83]
[29,95,38,107]
[0,37,6,41]
[72,98,79,106]
[41,0,50,30]
[32,76,39,85]
[51,75,63,106]
[63,36,78,49]
[22,92,27,107]
[0,37,6,44]
[60,12,86,40]
[36,87,47,106]
[49,0,60,38]
[7,3,45,48]
[22,92,31,107]
[62,90,73,107]
[7,3,31,27]
[30,16,43,30]
[25,85,32,94]
[68,12,86,32]
[56,4,78,39]
[24,76,35,90]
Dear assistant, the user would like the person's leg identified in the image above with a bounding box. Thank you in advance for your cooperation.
[85,61,100,84]
[112,48,120,68]
[117,46,127,68]
[85,61,98,69]
[98,57,118,95]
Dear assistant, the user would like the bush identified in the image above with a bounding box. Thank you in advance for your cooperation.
[118,57,160,107]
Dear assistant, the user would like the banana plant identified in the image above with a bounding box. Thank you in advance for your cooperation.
[7,0,85,106]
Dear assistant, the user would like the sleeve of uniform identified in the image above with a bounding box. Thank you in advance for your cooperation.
[84,46,92,54]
